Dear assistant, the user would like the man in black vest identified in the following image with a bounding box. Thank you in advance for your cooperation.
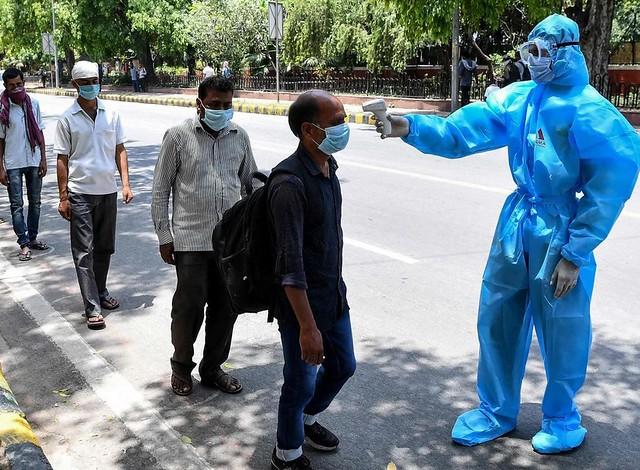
[268,90,356,470]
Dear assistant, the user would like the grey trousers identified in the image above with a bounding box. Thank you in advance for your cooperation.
[69,192,117,317]
[170,251,238,380]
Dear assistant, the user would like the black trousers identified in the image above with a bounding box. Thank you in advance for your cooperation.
[461,86,471,106]
[170,251,238,380]
[69,192,117,316]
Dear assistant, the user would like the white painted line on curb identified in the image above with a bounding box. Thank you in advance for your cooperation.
[0,256,213,470]
[344,237,419,264]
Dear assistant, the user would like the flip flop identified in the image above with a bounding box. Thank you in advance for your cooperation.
[201,369,243,394]
[171,373,193,396]
[29,240,49,250]
[18,250,32,261]
[100,295,120,310]
[87,315,106,330]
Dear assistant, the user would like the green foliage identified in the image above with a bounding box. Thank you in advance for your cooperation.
[185,0,271,72]
[384,0,557,43]
[282,0,426,72]
[612,0,640,47]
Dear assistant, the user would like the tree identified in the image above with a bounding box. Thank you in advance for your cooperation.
[565,0,616,80]
[611,0,640,64]
[282,0,426,72]
[185,0,271,73]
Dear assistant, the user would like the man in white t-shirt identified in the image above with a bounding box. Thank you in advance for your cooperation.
[54,61,134,330]
[202,63,215,80]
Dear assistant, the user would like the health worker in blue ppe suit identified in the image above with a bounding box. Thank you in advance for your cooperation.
[376,14,640,454]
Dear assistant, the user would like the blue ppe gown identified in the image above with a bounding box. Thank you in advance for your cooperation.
[401,14,640,453]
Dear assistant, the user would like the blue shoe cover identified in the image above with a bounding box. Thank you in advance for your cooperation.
[451,408,515,446]
[532,419,587,454]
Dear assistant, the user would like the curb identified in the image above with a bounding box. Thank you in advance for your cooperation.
[30,88,378,125]
[0,364,52,470]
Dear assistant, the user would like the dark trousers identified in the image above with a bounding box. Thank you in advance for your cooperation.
[461,85,471,106]
[277,309,356,451]
[69,192,117,316]
[7,167,42,247]
[170,251,238,380]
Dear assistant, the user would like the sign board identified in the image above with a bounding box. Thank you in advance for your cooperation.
[42,33,55,55]
[268,2,283,41]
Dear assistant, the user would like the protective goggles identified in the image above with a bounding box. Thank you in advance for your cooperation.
[518,38,580,62]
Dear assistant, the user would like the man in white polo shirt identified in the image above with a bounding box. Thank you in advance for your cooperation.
[54,60,134,330]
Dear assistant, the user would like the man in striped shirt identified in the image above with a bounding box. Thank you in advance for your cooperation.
[151,77,258,396]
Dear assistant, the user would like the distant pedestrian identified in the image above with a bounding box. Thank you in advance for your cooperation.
[221,61,232,79]
[138,65,147,92]
[40,69,47,88]
[54,61,134,330]
[515,57,531,81]
[152,76,257,396]
[0,68,48,261]
[458,52,478,106]
[130,63,139,92]
[203,62,215,79]
[268,90,356,470]
[502,54,521,87]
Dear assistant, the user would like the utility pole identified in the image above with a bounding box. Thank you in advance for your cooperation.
[275,0,280,103]
[51,0,59,88]
[451,2,460,112]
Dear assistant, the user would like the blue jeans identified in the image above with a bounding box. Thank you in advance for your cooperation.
[6,167,42,247]
[277,309,356,453]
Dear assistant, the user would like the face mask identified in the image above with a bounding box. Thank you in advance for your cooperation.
[528,56,554,84]
[312,123,350,155]
[9,87,26,104]
[199,100,234,131]
[78,84,100,100]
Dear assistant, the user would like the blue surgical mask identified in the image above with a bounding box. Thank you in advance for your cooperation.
[528,56,554,84]
[78,84,100,100]
[200,105,234,131]
[313,123,350,155]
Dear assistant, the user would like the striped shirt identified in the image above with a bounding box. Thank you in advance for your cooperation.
[151,117,258,251]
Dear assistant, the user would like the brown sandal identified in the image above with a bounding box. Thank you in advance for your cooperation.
[202,369,243,394]
[87,314,106,330]
[171,373,193,396]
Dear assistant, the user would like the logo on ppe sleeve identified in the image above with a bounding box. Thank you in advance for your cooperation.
[535,129,546,147]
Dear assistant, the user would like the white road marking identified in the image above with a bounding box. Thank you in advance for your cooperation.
[254,143,640,220]
[344,237,420,264]
[0,255,213,470]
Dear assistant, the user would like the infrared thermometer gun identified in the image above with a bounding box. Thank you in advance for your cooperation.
[362,99,391,138]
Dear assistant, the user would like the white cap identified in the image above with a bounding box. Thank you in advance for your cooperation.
[71,61,99,80]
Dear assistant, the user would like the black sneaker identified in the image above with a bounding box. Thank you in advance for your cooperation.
[304,422,339,451]
[271,448,313,470]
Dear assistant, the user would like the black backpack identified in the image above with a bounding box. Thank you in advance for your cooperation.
[212,172,275,314]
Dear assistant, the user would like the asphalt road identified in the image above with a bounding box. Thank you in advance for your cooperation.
[1,94,639,470]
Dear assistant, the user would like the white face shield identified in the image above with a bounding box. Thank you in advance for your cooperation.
[518,38,580,63]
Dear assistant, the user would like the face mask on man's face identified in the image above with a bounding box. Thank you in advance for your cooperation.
[9,87,27,103]
[198,99,233,131]
[311,122,351,156]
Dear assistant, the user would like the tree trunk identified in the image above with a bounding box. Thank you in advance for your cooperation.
[139,41,156,82]
[65,48,75,77]
[566,0,616,82]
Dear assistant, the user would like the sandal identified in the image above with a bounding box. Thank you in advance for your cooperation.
[29,240,49,250]
[18,250,32,262]
[87,314,106,330]
[201,368,243,394]
[100,294,120,310]
[171,373,193,396]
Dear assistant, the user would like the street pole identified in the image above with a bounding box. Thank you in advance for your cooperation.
[451,2,460,112]
[275,0,280,103]
[51,0,59,88]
